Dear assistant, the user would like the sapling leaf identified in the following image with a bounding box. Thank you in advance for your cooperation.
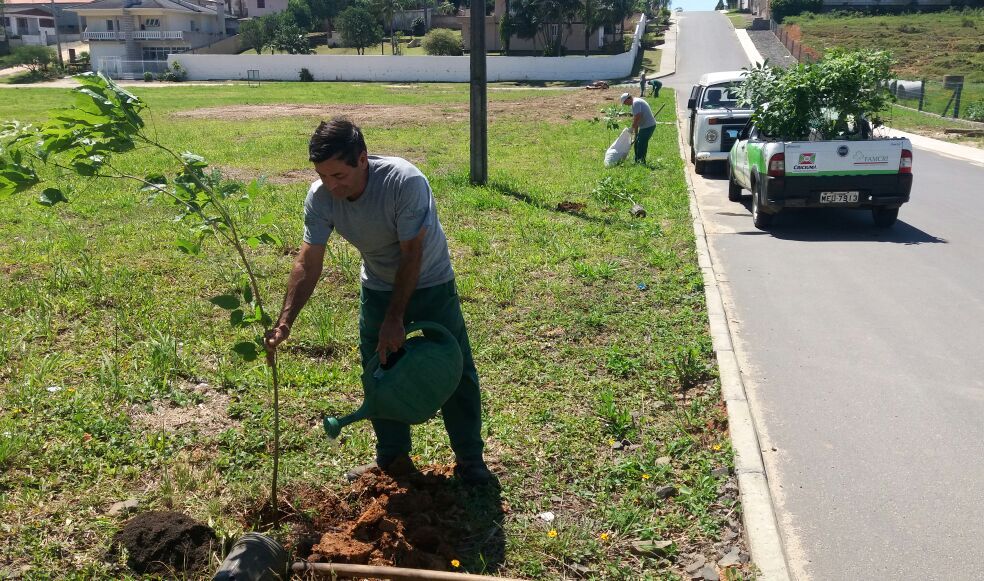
[174,238,201,255]
[259,232,282,247]
[258,213,275,226]
[38,188,68,207]
[245,236,261,249]
[181,152,208,168]
[232,341,259,361]
[230,309,246,327]
[209,294,240,310]
[242,282,253,304]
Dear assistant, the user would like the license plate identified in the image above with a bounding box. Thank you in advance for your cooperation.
[820,191,859,204]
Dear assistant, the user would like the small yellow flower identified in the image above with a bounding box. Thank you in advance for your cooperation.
[713,444,722,451]
[642,473,651,480]
[412,455,421,462]
[599,532,609,541]
[609,438,615,446]
[66,388,76,393]
[548,529,558,538]
[451,559,460,568]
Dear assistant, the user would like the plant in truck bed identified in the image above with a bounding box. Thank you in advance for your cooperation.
[739,49,896,140]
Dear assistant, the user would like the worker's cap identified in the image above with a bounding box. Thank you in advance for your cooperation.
[620,92,631,103]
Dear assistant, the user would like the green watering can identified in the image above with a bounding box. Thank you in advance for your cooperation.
[323,321,463,439]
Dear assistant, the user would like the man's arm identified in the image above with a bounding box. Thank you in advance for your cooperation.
[632,112,642,134]
[375,228,426,365]
[265,242,326,349]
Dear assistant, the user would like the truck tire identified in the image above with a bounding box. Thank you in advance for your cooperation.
[695,159,706,175]
[727,163,742,202]
[752,181,774,229]
[872,207,899,228]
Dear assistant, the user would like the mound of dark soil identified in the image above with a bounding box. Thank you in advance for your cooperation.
[110,511,217,575]
[244,463,507,573]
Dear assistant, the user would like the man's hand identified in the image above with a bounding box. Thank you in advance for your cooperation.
[376,315,406,366]
[265,322,291,350]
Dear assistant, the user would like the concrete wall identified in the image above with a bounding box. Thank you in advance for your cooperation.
[168,15,646,81]
[430,15,462,30]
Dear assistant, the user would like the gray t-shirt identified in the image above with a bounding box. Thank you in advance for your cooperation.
[632,98,657,129]
[303,156,455,291]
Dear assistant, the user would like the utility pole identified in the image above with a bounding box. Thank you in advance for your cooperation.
[50,0,63,66]
[469,0,487,185]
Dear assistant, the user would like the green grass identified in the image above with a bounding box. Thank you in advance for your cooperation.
[784,9,984,83]
[0,83,744,578]
[726,10,752,29]
[881,104,984,149]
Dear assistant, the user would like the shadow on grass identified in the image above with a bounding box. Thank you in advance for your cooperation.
[487,179,613,225]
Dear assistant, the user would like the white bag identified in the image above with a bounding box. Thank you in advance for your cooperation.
[604,128,632,167]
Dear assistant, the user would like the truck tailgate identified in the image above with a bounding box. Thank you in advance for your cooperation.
[785,140,905,176]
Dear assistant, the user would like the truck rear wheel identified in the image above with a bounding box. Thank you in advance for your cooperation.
[695,159,706,175]
[872,207,899,227]
[727,163,742,202]
[752,181,774,229]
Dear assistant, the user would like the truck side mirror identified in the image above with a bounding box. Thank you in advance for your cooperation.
[687,98,697,110]
[687,85,700,110]
[739,127,750,140]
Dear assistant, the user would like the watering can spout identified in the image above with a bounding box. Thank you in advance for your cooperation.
[324,405,370,439]
[321,321,463,440]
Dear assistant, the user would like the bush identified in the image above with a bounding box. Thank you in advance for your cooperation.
[299,67,314,82]
[160,61,187,82]
[411,16,426,36]
[422,28,462,56]
[966,100,984,122]
[12,45,57,73]
[143,71,154,82]
[770,0,823,22]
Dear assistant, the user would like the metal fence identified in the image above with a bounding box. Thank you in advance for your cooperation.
[96,59,169,80]
[892,78,984,123]
[768,19,820,63]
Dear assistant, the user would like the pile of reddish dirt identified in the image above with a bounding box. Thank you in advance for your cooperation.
[109,511,217,575]
[246,462,507,573]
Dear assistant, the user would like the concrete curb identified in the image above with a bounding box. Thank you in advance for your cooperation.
[676,109,792,580]
[652,18,678,79]
[682,136,792,581]
[735,29,765,66]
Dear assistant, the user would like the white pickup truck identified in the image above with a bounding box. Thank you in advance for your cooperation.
[727,122,914,229]
[687,71,753,175]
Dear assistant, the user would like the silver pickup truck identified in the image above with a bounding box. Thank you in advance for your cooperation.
[727,122,914,229]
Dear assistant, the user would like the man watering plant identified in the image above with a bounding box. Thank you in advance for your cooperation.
[264,118,491,485]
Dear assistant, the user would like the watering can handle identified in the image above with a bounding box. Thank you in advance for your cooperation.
[363,321,456,376]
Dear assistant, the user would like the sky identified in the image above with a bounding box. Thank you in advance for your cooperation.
[670,0,722,12]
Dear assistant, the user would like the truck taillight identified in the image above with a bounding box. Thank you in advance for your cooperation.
[899,149,913,174]
[768,153,785,177]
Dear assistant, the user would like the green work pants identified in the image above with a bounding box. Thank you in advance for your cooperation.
[635,125,656,163]
[358,280,484,463]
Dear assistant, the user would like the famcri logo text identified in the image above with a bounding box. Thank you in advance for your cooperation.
[853,151,890,164]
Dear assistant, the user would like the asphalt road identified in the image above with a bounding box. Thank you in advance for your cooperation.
[665,11,984,581]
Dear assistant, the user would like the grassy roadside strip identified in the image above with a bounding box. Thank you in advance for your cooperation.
[882,104,984,150]
[0,83,751,579]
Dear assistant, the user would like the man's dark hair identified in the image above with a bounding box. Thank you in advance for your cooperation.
[309,118,367,166]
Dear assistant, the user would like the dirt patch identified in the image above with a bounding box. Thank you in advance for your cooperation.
[556,201,587,214]
[108,511,217,575]
[244,462,507,573]
[170,89,620,126]
[130,382,237,437]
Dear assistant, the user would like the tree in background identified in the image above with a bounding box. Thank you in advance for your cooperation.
[498,8,513,55]
[369,0,406,54]
[336,5,384,54]
[580,0,605,56]
[271,20,314,53]
[421,27,462,55]
[239,18,268,54]
[285,0,315,31]
[437,0,455,15]
[510,0,579,56]
[262,14,280,53]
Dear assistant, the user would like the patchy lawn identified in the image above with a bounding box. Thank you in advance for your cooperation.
[0,81,752,579]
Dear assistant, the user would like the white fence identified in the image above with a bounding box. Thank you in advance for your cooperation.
[169,15,647,82]
[97,58,169,79]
